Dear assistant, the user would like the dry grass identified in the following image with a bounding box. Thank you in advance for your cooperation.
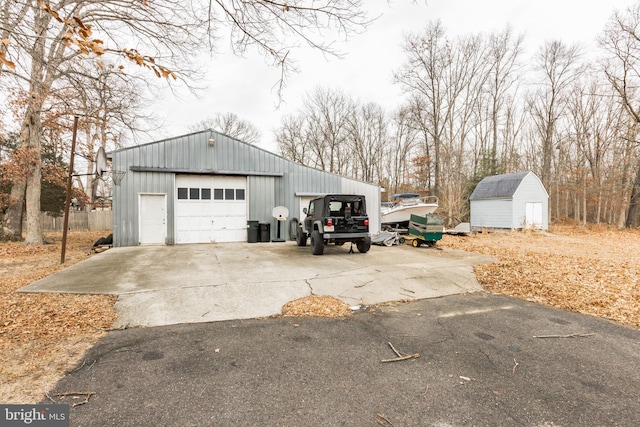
[2,225,638,404]
[439,224,640,329]
[0,230,116,404]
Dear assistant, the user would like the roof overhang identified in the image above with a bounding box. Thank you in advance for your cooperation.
[128,166,283,177]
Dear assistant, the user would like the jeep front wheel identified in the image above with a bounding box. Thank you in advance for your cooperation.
[296,227,307,247]
[311,230,324,255]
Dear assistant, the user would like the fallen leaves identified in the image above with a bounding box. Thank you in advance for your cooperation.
[0,230,116,403]
[281,295,352,318]
[440,225,640,329]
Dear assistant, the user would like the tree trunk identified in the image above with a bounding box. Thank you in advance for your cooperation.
[1,180,26,241]
[625,162,640,228]
[20,8,50,245]
[21,104,45,245]
[24,157,43,244]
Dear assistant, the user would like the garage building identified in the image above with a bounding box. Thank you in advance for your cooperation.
[107,130,381,246]
[469,171,549,231]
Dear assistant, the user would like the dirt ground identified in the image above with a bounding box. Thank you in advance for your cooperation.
[1,225,638,404]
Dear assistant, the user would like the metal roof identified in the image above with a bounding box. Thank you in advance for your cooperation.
[469,171,531,200]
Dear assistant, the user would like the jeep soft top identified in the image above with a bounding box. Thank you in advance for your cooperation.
[296,194,371,255]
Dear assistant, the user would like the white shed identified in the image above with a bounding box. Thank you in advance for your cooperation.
[469,171,549,231]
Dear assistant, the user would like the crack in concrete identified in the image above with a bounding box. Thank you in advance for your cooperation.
[304,279,314,295]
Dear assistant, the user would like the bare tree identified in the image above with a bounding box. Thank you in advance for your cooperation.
[0,0,368,243]
[189,113,262,145]
[383,106,418,195]
[396,22,491,223]
[301,86,355,175]
[600,2,640,227]
[395,21,449,194]
[276,114,310,164]
[483,26,524,176]
[526,40,582,190]
[346,101,386,183]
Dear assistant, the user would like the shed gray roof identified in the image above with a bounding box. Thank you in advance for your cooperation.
[469,171,531,200]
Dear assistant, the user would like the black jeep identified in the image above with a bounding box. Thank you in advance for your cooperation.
[296,194,371,255]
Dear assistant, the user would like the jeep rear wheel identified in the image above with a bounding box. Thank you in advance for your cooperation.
[356,236,371,253]
[311,230,324,255]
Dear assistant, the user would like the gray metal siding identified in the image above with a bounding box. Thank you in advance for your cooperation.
[110,130,381,246]
[247,175,276,239]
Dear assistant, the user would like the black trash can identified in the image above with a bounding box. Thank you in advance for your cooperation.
[259,222,271,243]
[247,221,259,243]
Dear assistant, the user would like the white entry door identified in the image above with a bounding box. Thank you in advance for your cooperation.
[525,202,543,229]
[139,194,167,245]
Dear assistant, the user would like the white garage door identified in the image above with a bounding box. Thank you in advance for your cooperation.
[176,175,247,243]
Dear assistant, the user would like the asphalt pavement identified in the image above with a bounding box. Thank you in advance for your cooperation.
[46,293,640,427]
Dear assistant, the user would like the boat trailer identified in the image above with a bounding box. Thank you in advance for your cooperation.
[374,213,445,247]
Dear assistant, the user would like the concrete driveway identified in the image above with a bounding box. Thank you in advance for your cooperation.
[20,241,493,327]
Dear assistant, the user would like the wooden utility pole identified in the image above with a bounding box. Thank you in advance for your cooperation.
[61,116,79,264]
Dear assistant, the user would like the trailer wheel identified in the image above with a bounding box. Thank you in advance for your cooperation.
[412,239,421,248]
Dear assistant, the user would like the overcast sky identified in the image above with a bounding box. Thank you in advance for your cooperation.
[149,0,639,152]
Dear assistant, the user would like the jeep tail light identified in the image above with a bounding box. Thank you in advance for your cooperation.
[327,219,333,227]
[364,219,369,226]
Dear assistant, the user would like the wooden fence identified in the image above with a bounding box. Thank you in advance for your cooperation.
[36,210,113,231]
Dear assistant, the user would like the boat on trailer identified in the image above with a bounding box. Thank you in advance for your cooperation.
[381,193,439,227]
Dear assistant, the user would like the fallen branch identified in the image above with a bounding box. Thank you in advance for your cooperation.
[68,359,96,373]
[88,323,129,332]
[381,353,421,363]
[381,342,420,363]
[388,342,403,358]
[512,358,519,374]
[533,333,594,339]
[54,392,95,407]
[376,412,396,426]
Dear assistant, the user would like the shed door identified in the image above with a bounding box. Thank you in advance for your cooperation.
[176,175,247,243]
[139,194,166,245]
[525,202,543,229]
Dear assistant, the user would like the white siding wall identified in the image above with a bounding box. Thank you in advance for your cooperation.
[470,172,549,231]
[470,199,514,229]
[512,173,549,230]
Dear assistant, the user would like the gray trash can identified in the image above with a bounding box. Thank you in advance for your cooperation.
[247,221,259,243]
[259,222,271,242]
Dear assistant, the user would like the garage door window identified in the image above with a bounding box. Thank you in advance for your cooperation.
[189,188,200,199]
[202,188,211,200]
[177,187,188,199]
[213,188,243,201]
